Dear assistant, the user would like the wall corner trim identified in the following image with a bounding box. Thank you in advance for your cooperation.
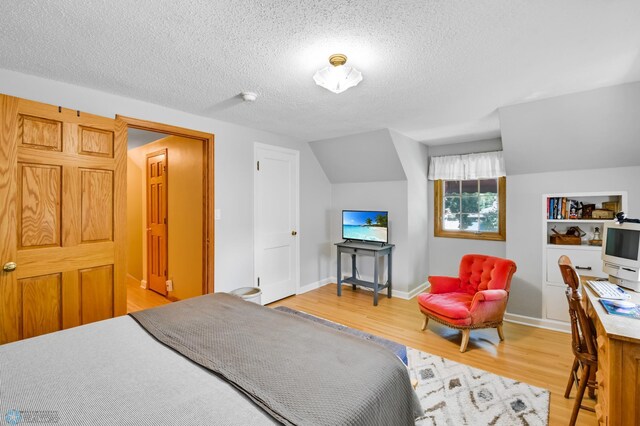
[392,281,429,300]
[298,277,334,295]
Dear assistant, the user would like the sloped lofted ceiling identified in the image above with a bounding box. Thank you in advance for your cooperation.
[0,1,639,144]
[309,129,406,183]
[500,82,640,175]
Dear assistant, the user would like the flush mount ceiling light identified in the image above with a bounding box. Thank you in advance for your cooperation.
[241,91,258,102]
[313,54,363,94]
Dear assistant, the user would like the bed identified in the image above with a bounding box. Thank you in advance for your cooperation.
[0,293,421,425]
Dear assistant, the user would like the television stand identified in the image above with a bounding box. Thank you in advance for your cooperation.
[343,239,385,247]
[335,241,394,306]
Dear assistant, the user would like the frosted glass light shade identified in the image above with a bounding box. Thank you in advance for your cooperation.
[313,64,363,94]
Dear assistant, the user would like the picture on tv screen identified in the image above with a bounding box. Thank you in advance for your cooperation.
[342,210,388,243]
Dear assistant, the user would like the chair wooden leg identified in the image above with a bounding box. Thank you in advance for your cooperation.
[460,329,470,352]
[496,324,504,341]
[569,364,591,426]
[587,367,597,399]
[564,358,579,398]
[421,315,429,331]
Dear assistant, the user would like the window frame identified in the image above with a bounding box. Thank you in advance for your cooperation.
[434,176,506,241]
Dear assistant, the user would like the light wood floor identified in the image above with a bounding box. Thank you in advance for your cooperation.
[271,284,596,426]
[126,279,171,313]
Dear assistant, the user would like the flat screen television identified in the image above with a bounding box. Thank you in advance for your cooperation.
[342,210,388,243]
[601,221,640,291]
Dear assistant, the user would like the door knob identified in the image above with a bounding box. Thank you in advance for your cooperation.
[3,262,17,272]
[291,231,298,236]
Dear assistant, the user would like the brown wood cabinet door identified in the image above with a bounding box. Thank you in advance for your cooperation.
[146,150,168,296]
[0,95,126,344]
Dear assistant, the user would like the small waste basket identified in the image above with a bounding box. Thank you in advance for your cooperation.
[229,287,262,305]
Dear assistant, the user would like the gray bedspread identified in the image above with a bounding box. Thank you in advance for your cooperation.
[0,315,277,425]
[130,293,422,426]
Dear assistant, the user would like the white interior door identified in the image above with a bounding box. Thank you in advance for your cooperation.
[254,143,299,304]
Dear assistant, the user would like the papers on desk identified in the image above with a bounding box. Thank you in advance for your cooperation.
[600,299,640,320]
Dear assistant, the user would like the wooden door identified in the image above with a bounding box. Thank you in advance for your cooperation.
[254,144,299,304]
[146,150,168,296]
[0,95,126,344]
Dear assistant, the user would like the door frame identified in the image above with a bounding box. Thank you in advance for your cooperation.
[253,142,300,297]
[116,115,215,294]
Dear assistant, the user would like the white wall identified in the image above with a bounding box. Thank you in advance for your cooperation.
[499,82,640,318]
[391,130,430,291]
[506,165,640,317]
[0,69,332,293]
[331,181,413,294]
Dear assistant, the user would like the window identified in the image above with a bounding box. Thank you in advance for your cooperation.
[434,176,506,241]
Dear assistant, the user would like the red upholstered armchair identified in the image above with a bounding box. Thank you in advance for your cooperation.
[417,254,517,352]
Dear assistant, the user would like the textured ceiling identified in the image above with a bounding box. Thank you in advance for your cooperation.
[1,1,639,144]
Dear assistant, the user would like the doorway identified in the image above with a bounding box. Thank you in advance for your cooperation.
[119,116,214,311]
[254,143,300,304]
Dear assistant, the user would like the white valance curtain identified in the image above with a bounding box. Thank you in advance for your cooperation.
[427,151,506,180]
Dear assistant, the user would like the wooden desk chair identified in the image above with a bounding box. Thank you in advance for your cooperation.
[558,255,598,426]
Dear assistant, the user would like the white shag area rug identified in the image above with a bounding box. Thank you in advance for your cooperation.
[409,347,549,426]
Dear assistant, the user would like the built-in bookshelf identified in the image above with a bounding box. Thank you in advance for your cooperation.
[541,191,627,326]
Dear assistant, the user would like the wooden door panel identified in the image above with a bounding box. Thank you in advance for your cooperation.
[18,149,114,169]
[19,115,62,151]
[61,270,80,329]
[20,273,62,339]
[80,265,113,324]
[80,169,113,242]
[0,94,126,344]
[0,95,19,344]
[16,242,115,279]
[150,183,158,223]
[146,151,167,296]
[79,126,114,158]
[18,163,62,248]
[0,280,19,343]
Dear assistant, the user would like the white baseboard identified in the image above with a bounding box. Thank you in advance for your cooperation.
[297,277,333,295]
[318,277,428,301]
[392,281,429,300]
[504,312,570,333]
[298,277,569,332]
[127,274,145,288]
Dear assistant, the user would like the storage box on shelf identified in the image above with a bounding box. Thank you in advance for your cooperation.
[541,191,627,326]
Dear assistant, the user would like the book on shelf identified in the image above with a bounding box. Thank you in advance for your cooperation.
[547,198,551,219]
[547,197,581,220]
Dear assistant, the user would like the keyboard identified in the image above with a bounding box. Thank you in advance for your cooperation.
[586,280,630,300]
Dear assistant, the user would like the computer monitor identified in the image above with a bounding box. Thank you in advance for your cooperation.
[601,221,640,292]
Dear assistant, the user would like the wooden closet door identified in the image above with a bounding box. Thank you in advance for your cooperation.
[0,95,126,344]
[146,150,168,296]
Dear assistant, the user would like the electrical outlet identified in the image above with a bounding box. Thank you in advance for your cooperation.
[215,209,221,220]
[140,280,147,289]
[166,279,173,291]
